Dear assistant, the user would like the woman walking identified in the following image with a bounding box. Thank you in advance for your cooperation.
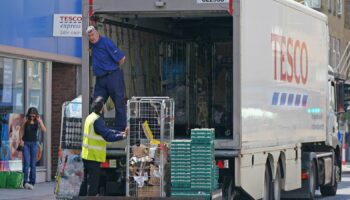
[20,107,47,190]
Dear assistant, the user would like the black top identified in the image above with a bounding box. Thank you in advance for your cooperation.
[23,123,39,142]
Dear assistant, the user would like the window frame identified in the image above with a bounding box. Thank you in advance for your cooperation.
[338,0,343,16]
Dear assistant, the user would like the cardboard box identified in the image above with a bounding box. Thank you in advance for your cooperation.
[137,186,161,197]
[132,144,149,158]
[149,164,160,186]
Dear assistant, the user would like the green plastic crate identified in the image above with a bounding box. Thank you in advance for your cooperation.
[171,151,191,155]
[191,165,214,169]
[171,182,191,188]
[171,155,191,159]
[191,160,214,164]
[171,140,192,143]
[171,187,192,191]
[191,149,214,154]
[191,143,214,148]
[171,162,191,166]
[171,167,191,171]
[172,172,191,175]
[171,147,191,150]
[171,172,191,176]
[171,141,192,147]
[191,129,215,136]
[191,129,215,144]
[172,175,192,179]
[171,158,191,162]
[172,168,191,171]
[171,149,191,152]
[171,167,191,170]
[171,179,191,181]
[172,177,191,180]
[172,191,211,200]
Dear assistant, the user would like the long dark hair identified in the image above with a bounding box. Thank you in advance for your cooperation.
[25,107,39,125]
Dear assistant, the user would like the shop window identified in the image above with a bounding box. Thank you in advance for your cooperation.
[0,57,25,114]
[26,61,44,114]
[0,57,45,168]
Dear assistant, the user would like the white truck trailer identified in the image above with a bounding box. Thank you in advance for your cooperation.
[81,0,343,199]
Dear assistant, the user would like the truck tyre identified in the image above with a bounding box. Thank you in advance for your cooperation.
[263,164,273,200]
[320,164,338,196]
[274,165,282,200]
[308,161,316,200]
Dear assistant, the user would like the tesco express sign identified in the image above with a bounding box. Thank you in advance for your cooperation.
[53,14,82,37]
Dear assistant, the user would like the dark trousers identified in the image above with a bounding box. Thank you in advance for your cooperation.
[94,70,126,131]
[79,159,101,196]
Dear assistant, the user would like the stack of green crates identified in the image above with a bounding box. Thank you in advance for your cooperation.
[191,129,218,192]
[170,140,191,190]
[171,129,219,200]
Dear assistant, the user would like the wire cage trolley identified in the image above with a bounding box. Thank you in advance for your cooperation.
[126,97,174,197]
[54,100,84,200]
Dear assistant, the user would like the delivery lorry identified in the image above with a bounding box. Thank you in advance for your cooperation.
[81,0,343,199]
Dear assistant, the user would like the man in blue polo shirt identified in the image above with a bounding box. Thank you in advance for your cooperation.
[86,26,126,131]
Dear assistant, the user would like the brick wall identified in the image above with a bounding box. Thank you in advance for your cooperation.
[51,63,77,178]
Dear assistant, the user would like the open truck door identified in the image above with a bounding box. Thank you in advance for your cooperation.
[82,0,240,198]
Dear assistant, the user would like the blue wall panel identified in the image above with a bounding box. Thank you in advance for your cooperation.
[0,0,82,58]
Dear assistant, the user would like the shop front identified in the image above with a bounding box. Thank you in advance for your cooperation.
[0,0,82,182]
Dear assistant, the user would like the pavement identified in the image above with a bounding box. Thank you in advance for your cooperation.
[0,182,55,200]
[1,165,350,200]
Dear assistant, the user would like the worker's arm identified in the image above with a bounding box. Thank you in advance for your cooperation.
[93,118,124,142]
[106,39,126,66]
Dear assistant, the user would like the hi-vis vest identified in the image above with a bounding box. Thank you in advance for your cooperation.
[81,112,107,162]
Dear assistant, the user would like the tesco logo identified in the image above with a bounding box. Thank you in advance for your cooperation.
[59,16,82,23]
[271,33,309,85]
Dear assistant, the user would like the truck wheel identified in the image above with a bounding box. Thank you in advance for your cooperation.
[320,164,338,196]
[263,164,273,200]
[308,161,316,200]
[274,165,282,200]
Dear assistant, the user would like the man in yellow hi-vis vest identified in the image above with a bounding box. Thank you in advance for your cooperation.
[79,96,128,196]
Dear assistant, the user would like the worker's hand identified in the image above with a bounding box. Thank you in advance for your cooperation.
[122,127,129,139]
[119,56,126,65]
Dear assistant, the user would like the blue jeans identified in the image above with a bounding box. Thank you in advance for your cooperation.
[22,142,37,185]
[94,70,126,131]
